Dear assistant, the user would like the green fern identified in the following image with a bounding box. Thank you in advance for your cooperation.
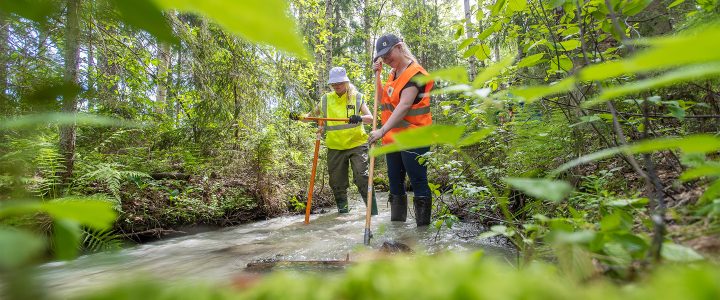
[34,147,64,198]
[93,129,140,152]
[78,163,151,210]
[82,228,123,253]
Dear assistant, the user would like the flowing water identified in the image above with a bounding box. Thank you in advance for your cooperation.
[39,193,513,297]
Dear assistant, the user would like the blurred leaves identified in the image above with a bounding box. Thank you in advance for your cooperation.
[503,177,573,202]
[370,125,494,156]
[114,0,178,45]
[152,0,309,59]
[0,0,57,22]
[0,227,44,269]
[0,113,139,130]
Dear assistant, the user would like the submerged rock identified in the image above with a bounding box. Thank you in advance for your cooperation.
[380,241,413,253]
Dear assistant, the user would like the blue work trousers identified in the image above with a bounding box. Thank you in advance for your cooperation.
[385,147,431,198]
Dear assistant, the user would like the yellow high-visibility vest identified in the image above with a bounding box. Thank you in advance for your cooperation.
[322,91,368,150]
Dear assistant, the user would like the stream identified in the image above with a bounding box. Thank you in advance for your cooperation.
[39,192,513,297]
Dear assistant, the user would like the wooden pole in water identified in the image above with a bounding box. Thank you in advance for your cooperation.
[364,59,383,245]
[304,120,323,224]
[299,117,349,224]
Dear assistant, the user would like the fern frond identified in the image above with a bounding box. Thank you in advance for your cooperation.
[82,228,122,253]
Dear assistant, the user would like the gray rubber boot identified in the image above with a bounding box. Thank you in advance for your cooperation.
[389,194,407,222]
[413,196,432,226]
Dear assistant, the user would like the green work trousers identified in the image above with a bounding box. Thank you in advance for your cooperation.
[327,144,378,214]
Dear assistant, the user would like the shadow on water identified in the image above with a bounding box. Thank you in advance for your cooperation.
[39,192,514,296]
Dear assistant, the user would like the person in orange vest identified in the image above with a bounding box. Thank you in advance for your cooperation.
[291,67,378,215]
[368,34,434,227]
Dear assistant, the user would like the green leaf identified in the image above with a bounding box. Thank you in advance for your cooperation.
[20,82,81,110]
[0,113,139,130]
[569,115,602,127]
[551,135,720,176]
[0,0,56,23]
[479,231,501,239]
[680,163,720,181]
[583,63,720,107]
[508,77,575,103]
[628,135,720,154]
[416,66,469,85]
[53,219,82,260]
[477,22,501,41]
[550,55,573,72]
[551,147,625,176]
[473,56,515,87]
[490,0,507,16]
[661,243,704,262]
[550,230,596,244]
[605,198,649,207]
[0,227,44,269]
[114,0,178,45]
[579,25,720,81]
[507,0,527,12]
[458,37,476,50]
[457,127,495,147]
[370,125,466,157]
[558,40,581,51]
[41,197,117,230]
[517,53,545,68]
[463,45,481,59]
[700,180,720,203]
[600,212,622,232]
[667,0,686,8]
[667,104,686,120]
[550,0,567,8]
[503,177,573,202]
[623,0,653,16]
[475,44,493,60]
[152,0,308,59]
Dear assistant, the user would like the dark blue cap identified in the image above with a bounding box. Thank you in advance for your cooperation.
[374,34,401,61]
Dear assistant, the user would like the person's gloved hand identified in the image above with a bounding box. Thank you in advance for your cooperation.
[289,112,300,121]
[348,115,362,124]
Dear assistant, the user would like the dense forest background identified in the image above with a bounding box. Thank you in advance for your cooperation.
[1,0,720,299]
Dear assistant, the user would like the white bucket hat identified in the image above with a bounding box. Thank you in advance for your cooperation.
[328,67,350,84]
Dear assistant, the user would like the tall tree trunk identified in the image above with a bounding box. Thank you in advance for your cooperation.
[463,0,477,81]
[0,11,9,114]
[323,0,333,91]
[363,0,373,80]
[156,42,171,113]
[60,0,81,184]
[98,23,119,111]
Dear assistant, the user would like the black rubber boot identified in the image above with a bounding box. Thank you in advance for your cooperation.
[413,196,432,226]
[336,196,349,213]
[360,190,379,215]
[389,194,407,222]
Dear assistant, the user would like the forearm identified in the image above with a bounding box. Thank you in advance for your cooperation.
[361,114,374,124]
[379,101,411,133]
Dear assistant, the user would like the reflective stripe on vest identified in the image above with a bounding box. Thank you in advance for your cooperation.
[379,103,431,116]
[379,62,433,144]
[322,92,368,150]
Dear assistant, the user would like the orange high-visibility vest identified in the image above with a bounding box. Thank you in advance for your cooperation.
[380,62,433,144]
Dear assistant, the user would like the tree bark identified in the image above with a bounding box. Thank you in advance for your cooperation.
[0,11,9,114]
[463,0,477,81]
[363,0,373,79]
[60,0,81,184]
[156,41,171,113]
[323,0,333,91]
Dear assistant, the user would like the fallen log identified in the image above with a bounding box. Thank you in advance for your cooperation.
[245,254,351,272]
[150,172,191,180]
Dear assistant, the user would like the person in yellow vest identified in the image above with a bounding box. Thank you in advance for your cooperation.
[292,67,378,215]
[368,34,434,227]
